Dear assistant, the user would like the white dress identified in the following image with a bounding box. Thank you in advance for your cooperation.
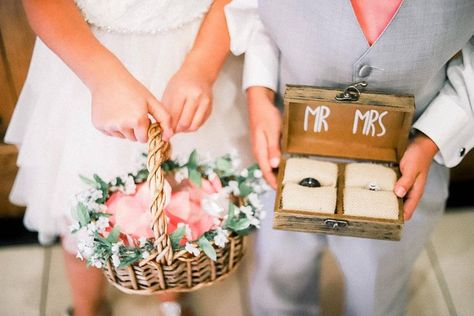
[5,0,252,249]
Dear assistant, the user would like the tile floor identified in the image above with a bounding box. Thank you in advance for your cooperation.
[0,209,472,316]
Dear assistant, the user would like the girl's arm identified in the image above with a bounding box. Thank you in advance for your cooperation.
[161,0,231,133]
[22,0,172,142]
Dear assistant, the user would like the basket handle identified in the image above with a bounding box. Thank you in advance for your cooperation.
[147,123,173,264]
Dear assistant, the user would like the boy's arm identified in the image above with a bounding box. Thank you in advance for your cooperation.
[225,0,279,91]
[412,37,474,167]
[225,0,281,187]
[162,0,232,133]
[397,36,474,219]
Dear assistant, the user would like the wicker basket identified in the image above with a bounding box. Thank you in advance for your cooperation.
[102,123,247,295]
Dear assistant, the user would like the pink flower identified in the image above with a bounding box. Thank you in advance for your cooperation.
[104,176,224,244]
[106,183,155,240]
[166,178,222,241]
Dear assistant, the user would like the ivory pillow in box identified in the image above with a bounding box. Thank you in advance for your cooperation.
[344,163,399,219]
[282,158,338,213]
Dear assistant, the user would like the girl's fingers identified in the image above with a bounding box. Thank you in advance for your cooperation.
[188,98,212,132]
[163,93,186,131]
[120,127,138,142]
[176,97,198,133]
[109,131,125,139]
[147,97,173,140]
[133,116,150,143]
[403,174,427,220]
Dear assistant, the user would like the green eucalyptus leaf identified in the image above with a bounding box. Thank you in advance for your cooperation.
[198,236,217,261]
[238,182,252,197]
[79,175,99,189]
[106,226,121,243]
[76,203,90,226]
[216,157,232,171]
[170,225,186,250]
[228,218,251,232]
[187,150,199,169]
[188,169,202,187]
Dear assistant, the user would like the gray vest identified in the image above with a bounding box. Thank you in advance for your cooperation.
[259,0,474,119]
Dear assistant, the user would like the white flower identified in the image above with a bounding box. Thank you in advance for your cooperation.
[69,222,80,232]
[214,228,229,248]
[207,170,217,180]
[139,237,147,247]
[185,225,193,241]
[76,251,84,261]
[90,189,103,201]
[111,254,121,267]
[123,175,136,194]
[142,251,151,259]
[253,169,263,178]
[91,256,103,269]
[174,168,189,183]
[248,193,263,210]
[240,169,249,178]
[185,242,201,256]
[86,222,98,235]
[111,242,121,254]
[259,210,267,220]
[227,181,240,195]
[240,205,253,218]
[96,217,110,233]
[249,217,260,228]
[202,195,225,217]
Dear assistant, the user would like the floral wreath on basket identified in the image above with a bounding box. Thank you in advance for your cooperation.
[70,150,268,269]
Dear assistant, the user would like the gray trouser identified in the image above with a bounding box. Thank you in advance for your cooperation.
[250,162,449,316]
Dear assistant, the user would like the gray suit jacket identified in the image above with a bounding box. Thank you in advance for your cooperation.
[255,0,474,167]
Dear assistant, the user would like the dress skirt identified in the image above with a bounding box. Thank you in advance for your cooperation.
[4,18,251,248]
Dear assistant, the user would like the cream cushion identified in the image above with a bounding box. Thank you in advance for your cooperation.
[283,158,338,187]
[345,163,397,191]
[343,188,399,219]
[282,183,337,214]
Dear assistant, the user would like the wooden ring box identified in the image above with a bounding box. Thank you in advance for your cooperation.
[273,85,415,241]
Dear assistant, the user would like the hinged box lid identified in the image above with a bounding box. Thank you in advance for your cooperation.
[282,85,415,163]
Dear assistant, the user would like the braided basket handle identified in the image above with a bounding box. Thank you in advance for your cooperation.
[147,123,173,264]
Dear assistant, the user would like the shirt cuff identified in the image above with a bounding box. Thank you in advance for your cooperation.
[413,93,471,167]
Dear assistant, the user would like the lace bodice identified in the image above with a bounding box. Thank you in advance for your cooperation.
[75,0,213,33]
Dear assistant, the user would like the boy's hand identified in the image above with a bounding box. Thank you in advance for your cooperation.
[162,55,214,133]
[91,68,173,143]
[247,86,282,189]
[394,132,439,220]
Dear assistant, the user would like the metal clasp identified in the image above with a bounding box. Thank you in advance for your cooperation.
[335,81,368,102]
[324,219,349,229]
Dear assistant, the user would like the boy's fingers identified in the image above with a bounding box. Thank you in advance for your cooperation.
[403,174,427,220]
[394,167,418,198]
[147,98,173,140]
[266,128,281,169]
[254,130,276,188]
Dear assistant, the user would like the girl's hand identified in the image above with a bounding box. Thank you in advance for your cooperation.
[91,69,173,143]
[394,132,439,220]
[161,57,214,133]
[247,86,282,189]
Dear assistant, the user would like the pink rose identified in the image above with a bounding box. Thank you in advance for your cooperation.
[105,176,223,244]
